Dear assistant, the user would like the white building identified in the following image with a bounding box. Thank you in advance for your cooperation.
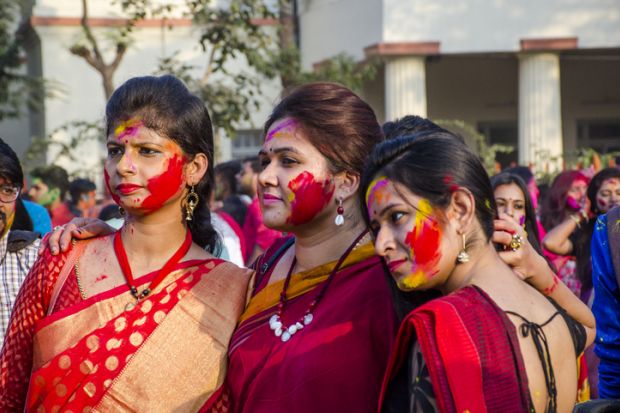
[299,0,620,171]
[0,0,280,182]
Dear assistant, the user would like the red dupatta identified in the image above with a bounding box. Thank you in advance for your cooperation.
[379,285,533,413]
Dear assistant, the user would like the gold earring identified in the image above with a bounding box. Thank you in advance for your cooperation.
[118,206,125,217]
[185,185,199,221]
[456,233,470,263]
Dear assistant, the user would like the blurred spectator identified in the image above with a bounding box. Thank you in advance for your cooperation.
[382,115,446,140]
[214,160,248,228]
[28,165,76,227]
[592,206,620,399]
[0,138,40,342]
[211,211,245,267]
[237,156,282,264]
[68,178,98,218]
[541,170,590,297]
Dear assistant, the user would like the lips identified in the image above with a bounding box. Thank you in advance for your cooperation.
[387,259,407,273]
[261,193,282,204]
[116,183,142,195]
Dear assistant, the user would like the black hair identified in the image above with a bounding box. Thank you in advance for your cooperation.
[68,178,96,204]
[30,165,70,200]
[587,167,620,216]
[490,173,543,255]
[11,198,34,231]
[360,133,497,244]
[98,204,123,221]
[106,75,218,252]
[0,138,23,188]
[381,115,447,140]
[242,156,261,174]
[502,166,534,186]
[214,160,241,198]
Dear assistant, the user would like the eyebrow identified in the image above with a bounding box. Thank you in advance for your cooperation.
[106,139,165,148]
[375,202,401,218]
[258,146,301,156]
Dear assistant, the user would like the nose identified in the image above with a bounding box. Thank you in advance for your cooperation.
[257,161,277,189]
[374,226,396,258]
[116,151,136,175]
[503,203,514,217]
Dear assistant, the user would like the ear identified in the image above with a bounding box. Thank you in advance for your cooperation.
[446,188,477,235]
[185,153,209,186]
[333,171,360,202]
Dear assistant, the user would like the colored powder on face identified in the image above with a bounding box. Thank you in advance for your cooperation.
[443,175,459,192]
[104,170,120,205]
[286,171,335,225]
[114,118,144,141]
[265,118,297,143]
[365,177,390,218]
[140,154,186,213]
[597,197,607,209]
[399,199,442,289]
[519,215,526,226]
[566,196,581,211]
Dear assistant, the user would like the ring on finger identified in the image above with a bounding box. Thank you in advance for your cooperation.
[509,234,524,251]
[53,225,65,231]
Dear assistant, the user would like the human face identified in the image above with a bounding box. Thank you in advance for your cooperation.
[28,178,58,207]
[367,178,453,291]
[258,117,336,231]
[0,177,18,236]
[237,162,256,197]
[494,183,526,226]
[596,177,620,213]
[566,178,588,209]
[104,118,187,216]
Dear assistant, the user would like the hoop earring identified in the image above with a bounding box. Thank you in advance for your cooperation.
[185,185,199,221]
[334,197,345,226]
[456,233,470,263]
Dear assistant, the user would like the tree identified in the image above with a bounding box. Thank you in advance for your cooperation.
[0,0,45,121]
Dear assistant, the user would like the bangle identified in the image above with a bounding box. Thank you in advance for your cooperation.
[569,214,581,227]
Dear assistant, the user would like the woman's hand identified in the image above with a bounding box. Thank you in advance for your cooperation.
[41,218,116,255]
[493,213,548,284]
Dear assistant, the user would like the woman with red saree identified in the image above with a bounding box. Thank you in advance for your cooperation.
[361,132,596,412]
[0,75,250,411]
[219,82,400,412]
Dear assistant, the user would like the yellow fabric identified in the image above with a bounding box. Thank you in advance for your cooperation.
[239,242,376,323]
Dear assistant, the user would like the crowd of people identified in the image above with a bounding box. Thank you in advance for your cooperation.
[0,75,618,412]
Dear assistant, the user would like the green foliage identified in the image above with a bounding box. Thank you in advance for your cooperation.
[0,0,47,120]
[434,119,514,177]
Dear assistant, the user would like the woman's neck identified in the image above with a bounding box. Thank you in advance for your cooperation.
[120,214,188,269]
[441,241,514,295]
[292,211,369,273]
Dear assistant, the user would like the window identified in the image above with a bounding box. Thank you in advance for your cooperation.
[577,119,620,153]
[478,121,518,168]
[232,129,263,159]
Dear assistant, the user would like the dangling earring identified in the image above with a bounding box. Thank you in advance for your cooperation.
[118,206,125,217]
[184,185,199,221]
[334,197,345,226]
[456,233,470,263]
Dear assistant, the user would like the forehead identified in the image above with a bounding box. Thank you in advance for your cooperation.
[261,118,325,160]
[108,124,178,148]
[367,178,418,214]
[599,177,620,189]
[494,183,525,200]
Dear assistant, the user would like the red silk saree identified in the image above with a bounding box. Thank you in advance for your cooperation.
[0,238,251,412]
[223,238,399,413]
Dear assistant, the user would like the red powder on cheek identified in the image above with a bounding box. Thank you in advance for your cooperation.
[405,219,442,275]
[139,154,185,212]
[287,171,335,225]
[104,170,120,204]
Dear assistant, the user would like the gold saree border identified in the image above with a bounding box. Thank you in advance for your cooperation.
[32,266,192,370]
[95,262,250,412]
[239,242,376,323]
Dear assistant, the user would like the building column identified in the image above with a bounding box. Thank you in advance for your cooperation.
[518,52,562,170]
[385,56,427,120]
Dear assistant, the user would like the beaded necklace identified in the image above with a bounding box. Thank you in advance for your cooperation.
[269,229,369,342]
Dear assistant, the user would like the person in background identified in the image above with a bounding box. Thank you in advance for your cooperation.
[28,165,76,227]
[592,205,620,399]
[68,178,98,218]
[238,155,283,264]
[214,160,248,228]
[0,138,40,343]
[362,133,594,412]
[541,170,590,297]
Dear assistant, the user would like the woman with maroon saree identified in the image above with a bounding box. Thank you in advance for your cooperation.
[0,76,250,411]
[220,82,400,412]
[361,133,596,413]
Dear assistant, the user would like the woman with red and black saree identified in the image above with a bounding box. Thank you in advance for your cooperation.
[221,82,400,413]
[361,133,596,413]
[0,75,250,411]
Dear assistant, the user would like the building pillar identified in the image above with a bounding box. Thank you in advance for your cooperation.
[385,56,427,120]
[518,52,562,171]
[364,42,439,122]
